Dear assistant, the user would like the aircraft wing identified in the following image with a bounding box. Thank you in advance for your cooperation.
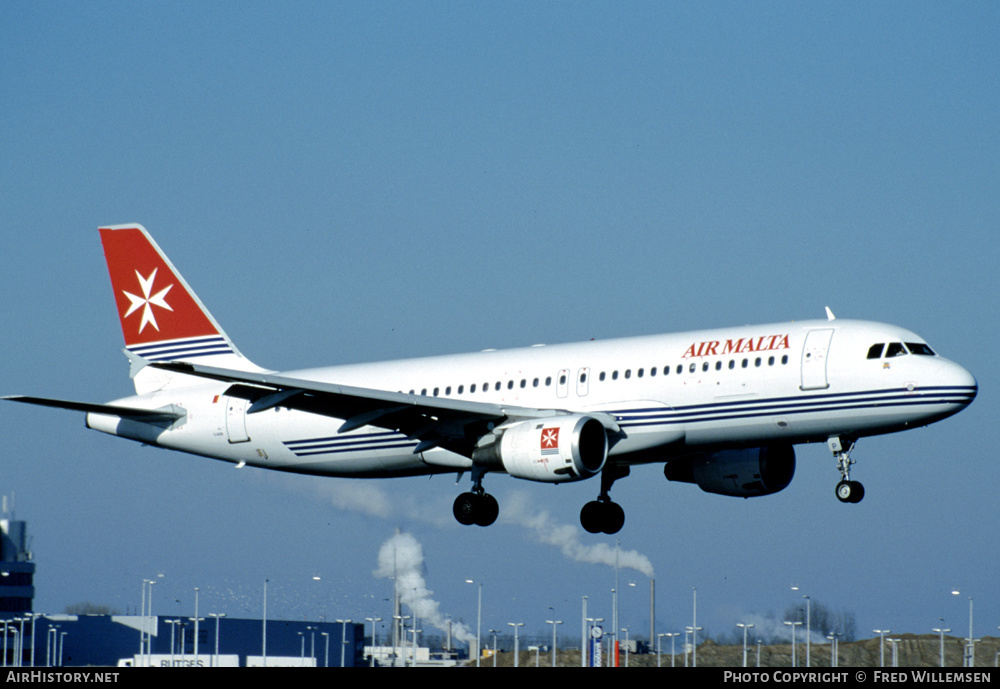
[150,361,617,457]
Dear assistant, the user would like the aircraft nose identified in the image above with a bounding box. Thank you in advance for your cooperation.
[940,359,977,408]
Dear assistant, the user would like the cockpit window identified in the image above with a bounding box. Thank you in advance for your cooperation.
[905,342,935,356]
[867,343,885,359]
[885,342,907,358]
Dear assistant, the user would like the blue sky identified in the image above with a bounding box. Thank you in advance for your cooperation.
[2,2,997,648]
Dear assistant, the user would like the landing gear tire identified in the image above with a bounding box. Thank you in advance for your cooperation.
[604,501,625,534]
[475,493,499,527]
[454,492,479,525]
[580,501,603,534]
[453,491,499,527]
[580,499,625,535]
[835,480,864,504]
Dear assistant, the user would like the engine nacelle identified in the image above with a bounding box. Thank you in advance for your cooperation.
[473,414,608,483]
[664,444,795,497]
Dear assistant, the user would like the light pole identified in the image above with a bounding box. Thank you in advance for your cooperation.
[546,619,562,667]
[933,626,951,667]
[508,622,524,668]
[489,629,499,668]
[691,587,698,667]
[140,578,158,666]
[393,615,409,668]
[685,625,702,668]
[827,632,841,667]
[791,586,810,667]
[209,613,225,667]
[580,596,587,668]
[365,617,381,668]
[7,628,17,669]
[407,627,421,667]
[336,620,351,668]
[784,620,802,667]
[874,629,890,667]
[192,587,199,666]
[888,638,900,668]
[613,543,619,668]
[737,623,755,667]
[803,595,811,667]
[139,581,146,662]
[27,613,39,668]
[166,620,181,667]
[967,596,974,667]
[465,579,482,667]
[262,579,268,668]
[6,617,17,670]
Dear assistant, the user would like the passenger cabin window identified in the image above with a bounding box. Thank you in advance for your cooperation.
[867,343,885,359]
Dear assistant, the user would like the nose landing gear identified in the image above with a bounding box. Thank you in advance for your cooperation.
[829,436,864,504]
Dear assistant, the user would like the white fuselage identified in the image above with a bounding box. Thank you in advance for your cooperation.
[87,318,977,480]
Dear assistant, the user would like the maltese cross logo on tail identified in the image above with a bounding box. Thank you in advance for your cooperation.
[122,268,174,333]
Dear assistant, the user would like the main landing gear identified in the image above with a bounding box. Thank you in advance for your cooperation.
[829,436,865,504]
[453,468,499,527]
[580,464,629,535]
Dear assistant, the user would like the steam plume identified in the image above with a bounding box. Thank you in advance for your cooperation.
[373,531,475,644]
[504,491,654,577]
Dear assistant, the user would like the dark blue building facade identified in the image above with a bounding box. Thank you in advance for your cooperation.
[35,614,363,667]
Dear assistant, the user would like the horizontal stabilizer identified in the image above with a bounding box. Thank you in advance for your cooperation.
[3,395,185,421]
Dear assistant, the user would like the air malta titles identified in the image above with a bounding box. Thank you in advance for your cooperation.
[681,334,790,359]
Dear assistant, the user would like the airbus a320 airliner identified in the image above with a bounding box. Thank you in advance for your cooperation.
[6,225,977,534]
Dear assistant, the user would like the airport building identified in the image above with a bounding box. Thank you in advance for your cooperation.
[2,512,37,667]
[2,509,367,667]
[1,515,35,617]
[37,614,364,667]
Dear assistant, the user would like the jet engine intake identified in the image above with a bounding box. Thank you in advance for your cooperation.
[664,444,795,497]
[473,414,608,483]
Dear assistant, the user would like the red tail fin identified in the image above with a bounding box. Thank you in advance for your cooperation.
[99,225,255,370]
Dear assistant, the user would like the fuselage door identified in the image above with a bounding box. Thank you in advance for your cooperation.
[800,328,834,390]
[556,369,570,399]
[224,395,251,443]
